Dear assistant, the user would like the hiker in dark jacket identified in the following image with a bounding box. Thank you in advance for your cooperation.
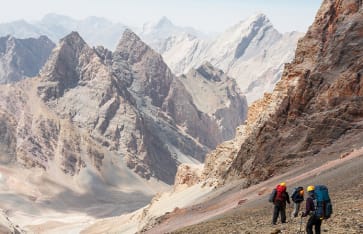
[291,186,304,218]
[271,182,290,225]
[302,185,322,234]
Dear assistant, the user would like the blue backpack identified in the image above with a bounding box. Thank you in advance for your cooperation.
[314,185,333,219]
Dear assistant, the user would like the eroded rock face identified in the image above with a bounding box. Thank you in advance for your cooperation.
[175,62,247,144]
[111,30,248,183]
[199,0,363,187]
[0,30,248,185]
[0,35,54,84]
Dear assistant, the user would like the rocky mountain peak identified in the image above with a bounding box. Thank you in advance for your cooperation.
[38,31,100,100]
[160,11,295,104]
[59,31,87,49]
[142,16,175,35]
[40,13,76,30]
[230,13,272,37]
[156,16,174,28]
[246,13,270,26]
[194,62,225,82]
[114,28,174,107]
[114,28,158,65]
[0,35,55,84]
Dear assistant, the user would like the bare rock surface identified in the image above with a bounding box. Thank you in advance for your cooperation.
[0,35,54,84]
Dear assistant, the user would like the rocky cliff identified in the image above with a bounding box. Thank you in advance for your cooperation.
[178,62,247,141]
[197,0,363,187]
[0,35,54,84]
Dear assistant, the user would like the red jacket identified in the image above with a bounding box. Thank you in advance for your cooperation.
[274,185,290,207]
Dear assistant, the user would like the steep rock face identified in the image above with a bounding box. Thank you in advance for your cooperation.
[200,0,363,187]
[161,14,302,104]
[112,30,248,183]
[36,31,141,176]
[114,29,174,108]
[177,62,247,141]
[0,35,54,84]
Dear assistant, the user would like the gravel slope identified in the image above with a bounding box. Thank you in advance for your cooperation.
[172,152,363,234]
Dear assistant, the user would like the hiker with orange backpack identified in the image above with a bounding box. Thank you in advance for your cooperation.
[269,182,290,225]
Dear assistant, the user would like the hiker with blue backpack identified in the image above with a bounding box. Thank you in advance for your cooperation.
[291,186,304,218]
[301,185,333,234]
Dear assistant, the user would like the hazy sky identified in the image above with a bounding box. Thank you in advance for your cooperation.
[0,0,322,33]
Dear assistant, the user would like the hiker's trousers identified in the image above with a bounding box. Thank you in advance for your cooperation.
[291,202,301,217]
[272,204,286,224]
[306,216,322,234]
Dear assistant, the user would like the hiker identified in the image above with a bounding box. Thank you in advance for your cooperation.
[302,185,332,234]
[301,185,321,234]
[270,182,290,225]
[291,186,304,218]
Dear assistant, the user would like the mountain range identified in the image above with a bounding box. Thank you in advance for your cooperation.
[0,14,127,50]
[0,13,301,104]
[160,13,302,104]
[80,0,363,233]
[0,35,54,84]
[0,26,247,231]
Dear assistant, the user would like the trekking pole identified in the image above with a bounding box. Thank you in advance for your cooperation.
[297,216,304,234]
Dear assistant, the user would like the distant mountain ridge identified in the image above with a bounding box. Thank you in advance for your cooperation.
[0,35,54,84]
[0,14,205,51]
[0,13,127,50]
[0,14,301,104]
[140,16,207,54]
[160,13,303,104]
